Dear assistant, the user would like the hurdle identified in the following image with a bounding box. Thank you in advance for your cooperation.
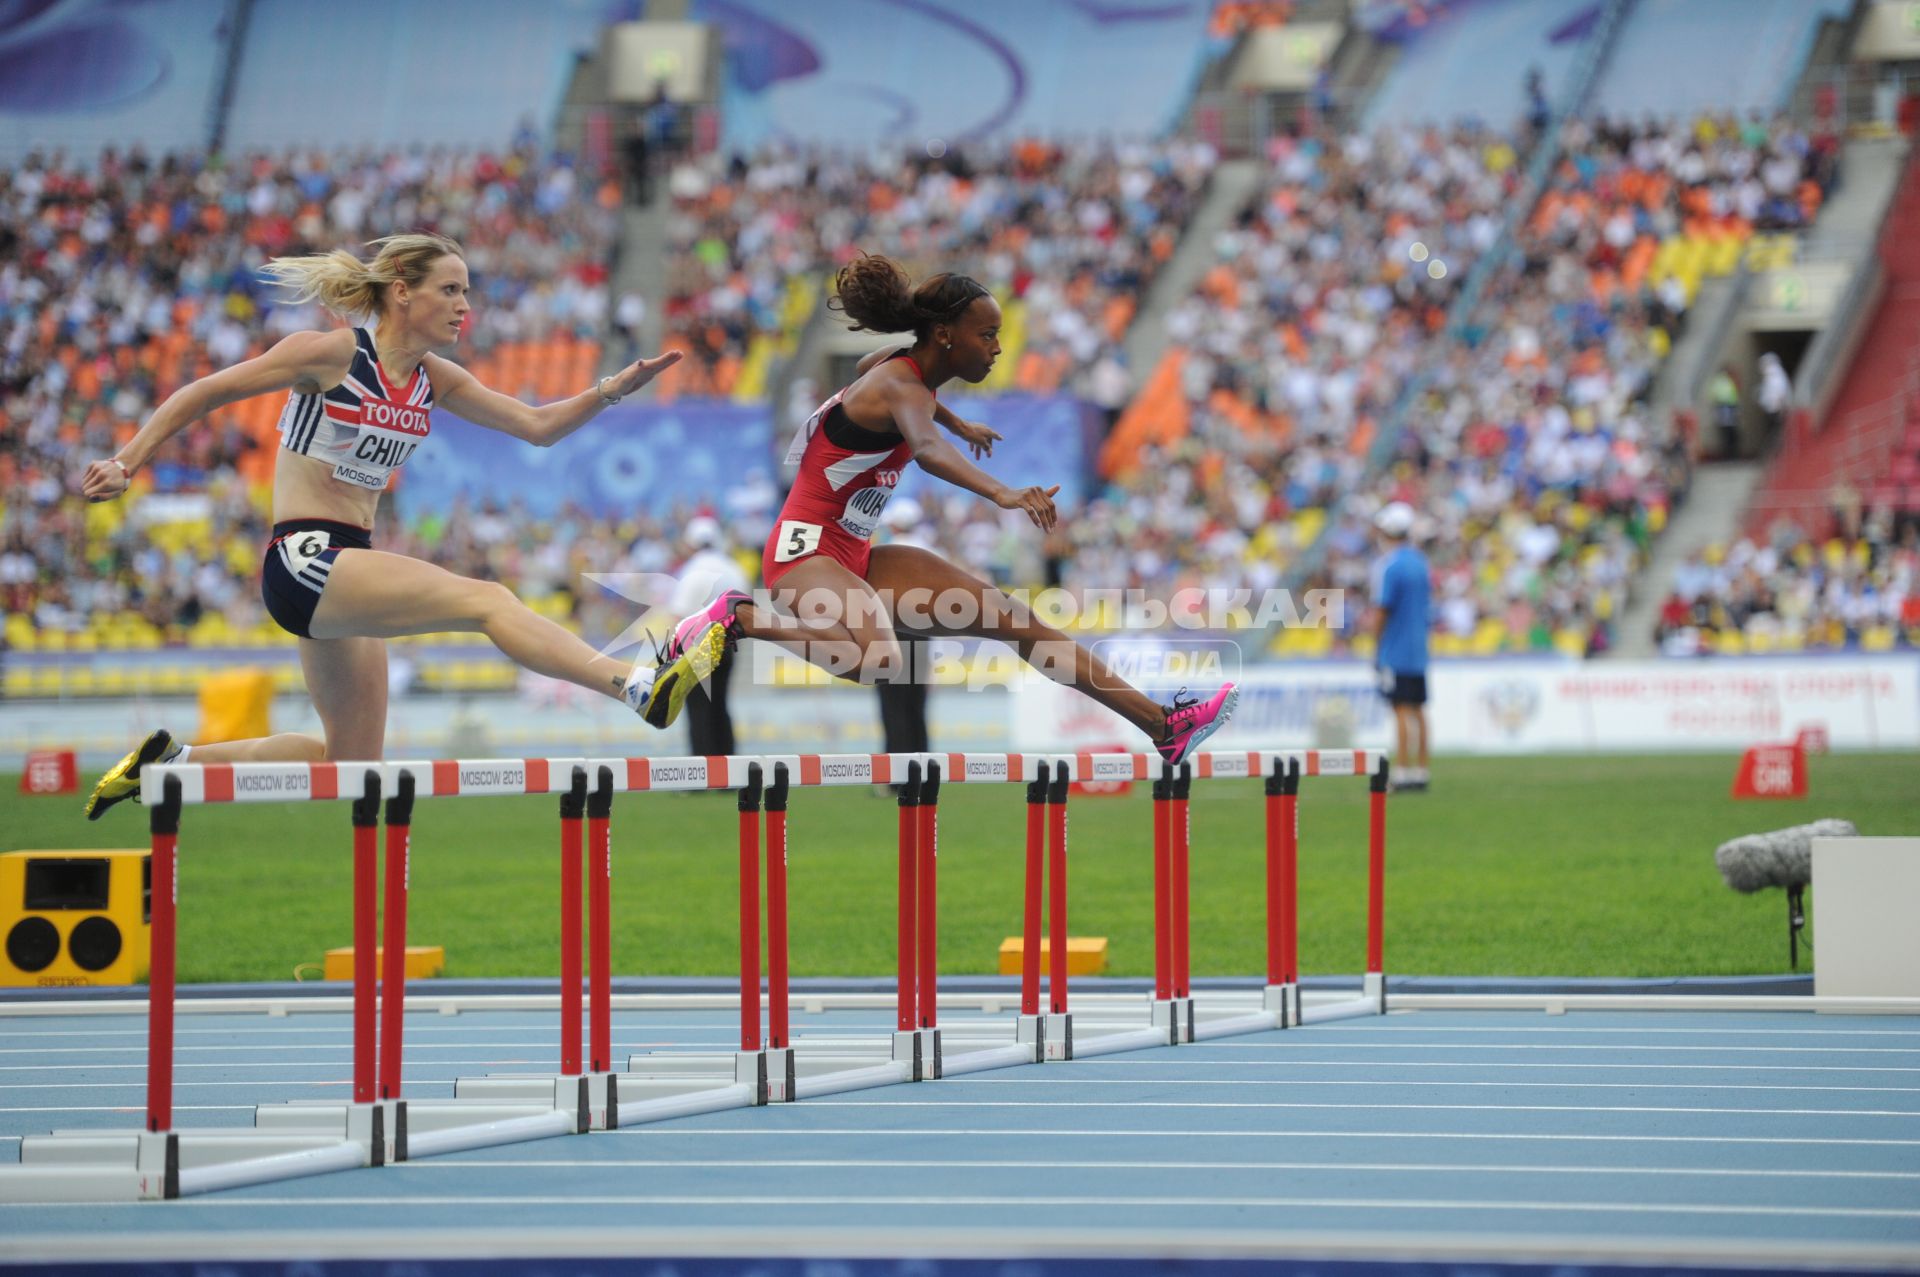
[0,747,1388,1201]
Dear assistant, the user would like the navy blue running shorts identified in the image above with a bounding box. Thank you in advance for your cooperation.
[261,518,372,639]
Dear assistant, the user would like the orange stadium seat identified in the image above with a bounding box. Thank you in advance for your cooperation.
[1100,348,1190,478]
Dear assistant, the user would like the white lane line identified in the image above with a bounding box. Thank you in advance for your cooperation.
[12,1195,1908,1220]
[1180,1042,1920,1054]
[943,1078,1920,1094]
[6,1049,1916,1071]
[800,1099,1920,1117]
[7,1036,1912,1052]
[0,1060,553,1072]
[0,1105,254,1113]
[1319,1025,1920,1035]
[0,1070,1909,1094]
[399,1158,1920,1180]
[0,1044,589,1055]
[1073,1059,1920,1071]
[606,1127,1920,1146]
[0,1082,357,1091]
[0,1025,772,1038]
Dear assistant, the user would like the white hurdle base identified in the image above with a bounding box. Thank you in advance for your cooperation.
[1150,997,1194,1044]
[1300,973,1388,1025]
[0,1123,378,1202]
[738,1048,797,1103]
[1264,981,1301,1027]
[1042,1011,1074,1060]
[892,1027,941,1080]
[449,1073,620,1127]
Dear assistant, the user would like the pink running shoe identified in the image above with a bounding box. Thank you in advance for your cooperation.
[640,590,751,730]
[1156,684,1239,767]
[663,589,749,666]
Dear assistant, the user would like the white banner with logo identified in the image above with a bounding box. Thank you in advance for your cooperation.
[1010,655,1920,754]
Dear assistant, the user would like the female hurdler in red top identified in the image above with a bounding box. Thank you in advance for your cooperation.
[651,254,1236,765]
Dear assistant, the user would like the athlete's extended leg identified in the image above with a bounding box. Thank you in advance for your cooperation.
[312,549,637,701]
[82,639,376,817]
[168,635,389,765]
[734,556,906,685]
[864,545,1238,763]
[865,545,1166,735]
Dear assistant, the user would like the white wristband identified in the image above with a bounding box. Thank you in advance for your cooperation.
[596,377,623,406]
[109,458,131,481]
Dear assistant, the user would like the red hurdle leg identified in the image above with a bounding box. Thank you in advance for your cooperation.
[1280,758,1300,986]
[1046,765,1069,1014]
[1152,774,1171,1001]
[764,764,791,1050]
[738,764,763,1053]
[1021,767,1046,1017]
[351,773,382,1103]
[1171,763,1191,998]
[145,777,182,1134]
[588,766,614,1073]
[895,762,922,1034]
[558,768,586,1076]
[916,761,940,1030]
[1367,761,1388,977]
[377,771,416,1101]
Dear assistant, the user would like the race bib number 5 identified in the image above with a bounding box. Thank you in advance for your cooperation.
[774,520,823,563]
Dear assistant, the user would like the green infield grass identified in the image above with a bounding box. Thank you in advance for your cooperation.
[3,752,1914,983]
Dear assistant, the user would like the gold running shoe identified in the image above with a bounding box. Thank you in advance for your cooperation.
[641,620,731,730]
[83,729,178,821]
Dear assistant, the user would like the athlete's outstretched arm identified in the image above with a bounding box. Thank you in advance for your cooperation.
[429,350,682,447]
[931,400,1001,459]
[78,328,354,503]
[885,379,1056,530]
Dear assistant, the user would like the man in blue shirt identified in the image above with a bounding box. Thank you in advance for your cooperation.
[1371,502,1430,792]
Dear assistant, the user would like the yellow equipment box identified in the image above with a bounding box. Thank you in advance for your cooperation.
[997,936,1108,976]
[323,946,446,981]
[1,850,149,987]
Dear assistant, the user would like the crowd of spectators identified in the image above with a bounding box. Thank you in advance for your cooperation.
[1654,496,1920,654]
[657,136,1215,404]
[0,141,618,649]
[3,107,1875,670]
[859,112,1837,659]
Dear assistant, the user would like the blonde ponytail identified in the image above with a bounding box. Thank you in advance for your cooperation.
[261,232,465,321]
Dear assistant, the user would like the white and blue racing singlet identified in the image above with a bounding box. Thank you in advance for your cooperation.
[276,327,434,491]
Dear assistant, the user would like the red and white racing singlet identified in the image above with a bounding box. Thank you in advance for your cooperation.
[765,352,923,583]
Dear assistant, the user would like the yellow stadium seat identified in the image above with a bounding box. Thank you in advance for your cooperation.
[980,298,1028,393]
[1863,625,1896,652]
[3,670,32,697]
[1705,236,1744,276]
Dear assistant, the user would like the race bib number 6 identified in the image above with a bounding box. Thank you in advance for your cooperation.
[774,520,823,563]
[286,530,332,574]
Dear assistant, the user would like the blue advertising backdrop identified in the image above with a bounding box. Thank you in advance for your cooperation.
[400,394,1097,519]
